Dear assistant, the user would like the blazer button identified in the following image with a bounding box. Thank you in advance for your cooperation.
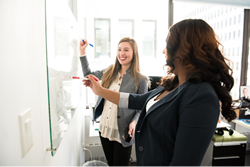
[117,116,120,119]
[139,146,143,151]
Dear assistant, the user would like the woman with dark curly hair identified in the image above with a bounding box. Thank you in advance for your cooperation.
[83,19,236,166]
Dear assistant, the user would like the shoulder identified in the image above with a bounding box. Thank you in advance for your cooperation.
[183,82,218,100]
[187,82,215,92]
[137,73,149,81]
[138,75,150,86]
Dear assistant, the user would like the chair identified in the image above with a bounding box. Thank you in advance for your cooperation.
[148,76,162,91]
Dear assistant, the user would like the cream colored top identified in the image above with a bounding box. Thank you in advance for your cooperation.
[99,72,122,143]
[146,94,160,112]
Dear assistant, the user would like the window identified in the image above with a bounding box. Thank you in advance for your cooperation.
[225,19,227,27]
[238,30,241,38]
[239,14,241,23]
[229,32,231,40]
[236,62,239,71]
[233,31,236,39]
[221,21,223,28]
[94,19,110,58]
[119,20,134,39]
[229,18,232,26]
[225,33,227,41]
[232,48,235,56]
[234,16,236,25]
[82,0,170,121]
[141,20,157,57]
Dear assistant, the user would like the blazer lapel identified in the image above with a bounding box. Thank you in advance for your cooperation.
[145,81,191,117]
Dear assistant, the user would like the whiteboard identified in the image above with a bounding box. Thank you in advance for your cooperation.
[45,0,82,155]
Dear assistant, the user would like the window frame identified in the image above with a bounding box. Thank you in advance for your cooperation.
[141,20,157,58]
[118,19,134,39]
[94,18,111,58]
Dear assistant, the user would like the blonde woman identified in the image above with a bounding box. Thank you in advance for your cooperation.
[79,37,148,166]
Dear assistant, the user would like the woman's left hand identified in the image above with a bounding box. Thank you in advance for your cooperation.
[128,121,137,141]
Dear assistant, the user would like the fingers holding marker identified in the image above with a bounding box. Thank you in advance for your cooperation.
[86,75,99,81]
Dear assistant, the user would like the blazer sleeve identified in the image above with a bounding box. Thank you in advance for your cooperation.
[120,90,152,111]
[80,56,106,80]
[169,84,220,166]
[131,77,149,122]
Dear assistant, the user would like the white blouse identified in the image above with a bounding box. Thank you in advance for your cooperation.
[146,94,160,112]
[99,72,122,143]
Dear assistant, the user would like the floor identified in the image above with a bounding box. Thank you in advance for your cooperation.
[245,151,250,166]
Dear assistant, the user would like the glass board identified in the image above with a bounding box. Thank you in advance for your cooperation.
[45,0,82,156]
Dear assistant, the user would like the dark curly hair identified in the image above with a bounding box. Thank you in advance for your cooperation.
[161,19,236,122]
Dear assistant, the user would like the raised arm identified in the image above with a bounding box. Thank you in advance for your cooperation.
[79,39,105,79]
[84,75,120,105]
[84,75,152,112]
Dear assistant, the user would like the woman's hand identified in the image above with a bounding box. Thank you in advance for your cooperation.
[129,121,137,141]
[83,75,102,96]
[79,38,88,56]
[83,75,120,105]
[122,121,137,141]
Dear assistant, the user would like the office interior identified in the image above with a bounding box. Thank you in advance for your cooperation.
[1,0,250,166]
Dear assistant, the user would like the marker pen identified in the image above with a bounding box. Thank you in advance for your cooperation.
[81,39,94,47]
[70,76,98,81]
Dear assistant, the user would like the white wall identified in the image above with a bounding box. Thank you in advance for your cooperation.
[0,0,85,165]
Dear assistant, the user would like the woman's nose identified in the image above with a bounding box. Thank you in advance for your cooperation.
[163,48,166,54]
[121,50,125,55]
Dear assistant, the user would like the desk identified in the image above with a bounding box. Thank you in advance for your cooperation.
[233,119,250,130]
[201,130,247,166]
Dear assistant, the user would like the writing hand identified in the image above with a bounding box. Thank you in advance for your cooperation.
[79,38,88,56]
[83,74,102,95]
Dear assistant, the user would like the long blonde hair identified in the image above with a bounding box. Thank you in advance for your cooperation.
[101,37,141,88]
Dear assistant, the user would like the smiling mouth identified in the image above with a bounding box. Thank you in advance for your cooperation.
[120,57,127,60]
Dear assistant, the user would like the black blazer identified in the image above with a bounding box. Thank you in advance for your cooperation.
[126,81,220,166]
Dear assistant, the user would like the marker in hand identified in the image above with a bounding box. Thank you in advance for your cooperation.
[81,39,94,47]
[70,76,98,81]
